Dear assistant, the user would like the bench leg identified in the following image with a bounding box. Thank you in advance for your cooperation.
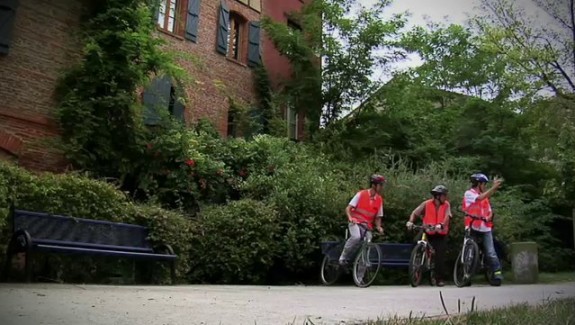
[25,252,33,283]
[1,246,12,282]
[170,261,176,285]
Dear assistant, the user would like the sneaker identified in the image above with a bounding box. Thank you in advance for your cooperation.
[437,280,445,287]
[494,270,504,280]
[338,259,349,266]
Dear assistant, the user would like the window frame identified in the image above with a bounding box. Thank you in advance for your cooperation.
[157,0,182,35]
[227,12,248,63]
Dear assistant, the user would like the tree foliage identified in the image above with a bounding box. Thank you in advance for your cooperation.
[261,0,407,132]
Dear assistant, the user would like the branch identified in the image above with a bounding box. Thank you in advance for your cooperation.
[550,60,575,91]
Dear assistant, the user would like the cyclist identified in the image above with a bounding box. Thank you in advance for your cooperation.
[462,173,504,285]
[338,174,386,266]
[406,185,452,286]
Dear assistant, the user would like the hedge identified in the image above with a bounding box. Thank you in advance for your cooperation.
[0,161,192,284]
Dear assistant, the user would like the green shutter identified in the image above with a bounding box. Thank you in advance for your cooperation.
[216,0,229,55]
[185,0,201,43]
[143,76,172,125]
[0,0,19,55]
[247,21,261,67]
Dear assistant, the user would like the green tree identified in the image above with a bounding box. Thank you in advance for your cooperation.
[261,0,407,133]
[473,0,575,97]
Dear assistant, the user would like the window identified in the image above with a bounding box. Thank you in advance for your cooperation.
[236,0,261,12]
[228,13,246,61]
[143,76,185,125]
[157,0,178,33]
[229,15,242,60]
[287,104,298,140]
[284,20,302,57]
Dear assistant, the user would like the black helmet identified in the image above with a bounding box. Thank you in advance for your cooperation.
[369,174,386,185]
[431,185,448,196]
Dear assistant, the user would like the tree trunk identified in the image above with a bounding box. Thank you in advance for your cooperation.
[572,207,575,251]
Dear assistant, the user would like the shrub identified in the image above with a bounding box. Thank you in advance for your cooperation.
[188,199,280,284]
[0,161,192,283]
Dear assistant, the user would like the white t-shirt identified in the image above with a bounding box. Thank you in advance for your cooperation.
[349,192,384,217]
[463,189,492,232]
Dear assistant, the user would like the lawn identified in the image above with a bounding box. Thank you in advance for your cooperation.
[359,297,575,325]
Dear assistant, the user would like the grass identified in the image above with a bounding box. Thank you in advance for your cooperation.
[307,298,575,325]
[369,298,575,325]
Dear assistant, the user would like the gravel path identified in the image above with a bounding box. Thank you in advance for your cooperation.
[0,282,574,325]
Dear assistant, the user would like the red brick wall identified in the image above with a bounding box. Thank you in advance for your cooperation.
[0,0,84,171]
[0,0,297,172]
[158,0,261,135]
[262,0,307,140]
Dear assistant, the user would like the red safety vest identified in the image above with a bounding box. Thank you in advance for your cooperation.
[422,199,450,236]
[462,188,493,229]
[349,190,383,230]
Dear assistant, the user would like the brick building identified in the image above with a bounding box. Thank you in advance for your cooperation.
[0,0,306,171]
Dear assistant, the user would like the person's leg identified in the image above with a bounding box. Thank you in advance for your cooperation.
[339,223,362,264]
[429,234,447,285]
[482,231,503,280]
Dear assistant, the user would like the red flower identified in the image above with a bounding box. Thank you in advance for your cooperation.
[185,159,196,167]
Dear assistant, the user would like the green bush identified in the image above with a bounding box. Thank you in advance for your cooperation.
[0,161,192,283]
[188,199,280,284]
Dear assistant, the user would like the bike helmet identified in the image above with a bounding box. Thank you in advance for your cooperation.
[470,173,489,185]
[430,185,448,196]
[369,174,386,185]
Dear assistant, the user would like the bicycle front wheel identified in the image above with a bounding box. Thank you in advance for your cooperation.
[352,242,382,288]
[320,242,344,285]
[453,240,479,287]
[409,243,426,287]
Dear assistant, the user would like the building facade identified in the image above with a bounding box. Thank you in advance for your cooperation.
[0,0,306,171]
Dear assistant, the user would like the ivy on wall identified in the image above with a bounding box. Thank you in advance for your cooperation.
[56,0,186,184]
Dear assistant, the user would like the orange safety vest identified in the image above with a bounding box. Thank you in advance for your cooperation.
[422,199,450,236]
[349,190,383,230]
[462,188,493,229]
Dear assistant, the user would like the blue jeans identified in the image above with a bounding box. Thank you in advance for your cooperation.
[473,230,501,272]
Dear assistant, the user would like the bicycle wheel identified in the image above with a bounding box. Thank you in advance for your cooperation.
[352,242,381,288]
[409,243,426,287]
[453,240,479,288]
[320,243,344,285]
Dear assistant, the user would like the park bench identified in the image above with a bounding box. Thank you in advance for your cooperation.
[320,241,413,268]
[1,206,178,283]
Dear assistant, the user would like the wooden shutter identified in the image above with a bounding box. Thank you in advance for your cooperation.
[216,0,229,55]
[247,21,261,67]
[172,99,185,122]
[185,0,201,42]
[0,0,19,55]
[143,76,172,125]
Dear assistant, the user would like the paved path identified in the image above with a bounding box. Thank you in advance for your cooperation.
[0,282,574,325]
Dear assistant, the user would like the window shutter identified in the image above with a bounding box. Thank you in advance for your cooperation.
[216,0,229,55]
[0,0,19,55]
[185,0,201,42]
[247,21,261,67]
[143,76,172,125]
[172,99,185,122]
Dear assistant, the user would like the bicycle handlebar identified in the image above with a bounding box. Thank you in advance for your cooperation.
[410,223,444,231]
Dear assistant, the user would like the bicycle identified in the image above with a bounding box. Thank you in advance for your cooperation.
[408,223,443,287]
[320,223,382,288]
[453,214,500,287]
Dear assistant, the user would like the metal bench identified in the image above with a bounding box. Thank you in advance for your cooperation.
[1,207,178,283]
[320,241,413,267]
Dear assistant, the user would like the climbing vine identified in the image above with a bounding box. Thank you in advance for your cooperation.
[56,0,185,184]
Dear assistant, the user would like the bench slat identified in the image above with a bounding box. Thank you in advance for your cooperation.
[35,244,177,261]
[33,239,154,253]
[13,210,152,250]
